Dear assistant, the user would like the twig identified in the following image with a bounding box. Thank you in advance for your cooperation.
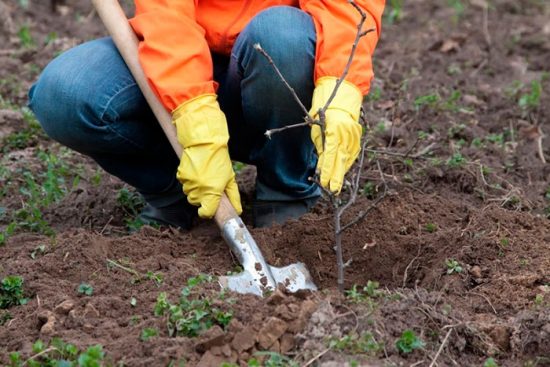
[470,291,497,314]
[106,258,141,279]
[265,121,312,139]
[23,347,59,366]
[99,215,114,235]
[321,1,374,112]
[339,160,388,233]
[254,43,312,122]
[536,127,546,163]
[302,348,331,367]
[429,328,453,367]
[402,248,422,288]
[366,145,434,160]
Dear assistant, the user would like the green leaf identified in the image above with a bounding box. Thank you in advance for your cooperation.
[77,283,93,296]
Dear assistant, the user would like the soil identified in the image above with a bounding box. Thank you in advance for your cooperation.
[1,0,549,366]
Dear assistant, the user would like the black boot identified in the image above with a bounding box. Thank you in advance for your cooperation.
[252,197,317,228]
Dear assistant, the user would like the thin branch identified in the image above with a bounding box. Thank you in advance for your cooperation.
[339,134,368,214]
[367,143,435,160]
[23,347,59,366]
[106,258,141,279]
[320,1,374,113]
[429,328,453,367]
[339,160,388,233]
[253,43,312,123]
[265,120,313,139]
[302,348,331,367]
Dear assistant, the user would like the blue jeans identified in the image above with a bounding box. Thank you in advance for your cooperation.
[29,6,320,208]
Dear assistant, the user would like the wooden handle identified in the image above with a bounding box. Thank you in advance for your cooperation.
[92,0,239,227]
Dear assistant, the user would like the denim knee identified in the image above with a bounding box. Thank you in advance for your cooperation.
[28,38,139,154]
[235,6,316,80]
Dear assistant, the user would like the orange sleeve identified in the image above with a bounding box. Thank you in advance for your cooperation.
[300,0,385,95]
[129,0,216,111]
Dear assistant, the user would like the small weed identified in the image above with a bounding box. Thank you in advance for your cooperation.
[499,238,510,248]
[117,187,144,216]
[44,31,58,45]
[483,358,499,367]
[8,338,104,367]
[361,181,376,199]
[0,311,12,325]
[251,352,298,367]
[446,153,467,168]
[395,329,425,354]
[519,258,529,267]
[1,108,44,153]
[129,315,141,326]
[77,282,94,296]
[518,80,542,112]
[30,244,47,259]
[145,271,164,287]
[445,259,463,274]
[0,276,28,309]
[154,274,233,337]
[447,0,465,23]
[17,25,35,48]
[414,93,440,110]
[425,223,437,233]
[486,133,505,146]
[534,294,545,307]
[346,281,381,303]
[141,327,159,342]
[329,332,382,355]
[365,86,382,102]
[384,0,403,24]
[117,187,145,230]
[232,161,246,174]
[471,137,483,148]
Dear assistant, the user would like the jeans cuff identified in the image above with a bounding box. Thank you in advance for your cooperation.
[255,180,320,202]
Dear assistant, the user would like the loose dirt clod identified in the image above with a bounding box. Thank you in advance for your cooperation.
[257,317,288,349]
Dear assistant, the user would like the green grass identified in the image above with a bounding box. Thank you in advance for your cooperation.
[8,339,105,367]
[154,274,234,338]
[0,275,28,309]
[395,329,425,354]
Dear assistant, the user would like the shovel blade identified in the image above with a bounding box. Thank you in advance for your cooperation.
[218,262,317,296]
[269,262,317,293]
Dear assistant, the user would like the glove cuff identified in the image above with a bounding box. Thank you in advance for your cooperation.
[172,94,229,148]
[310,77,363,121]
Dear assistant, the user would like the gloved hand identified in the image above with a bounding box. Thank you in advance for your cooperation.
[309,77,363,194]
[173,94,242,218]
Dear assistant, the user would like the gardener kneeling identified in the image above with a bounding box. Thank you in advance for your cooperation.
[28,1,384,229]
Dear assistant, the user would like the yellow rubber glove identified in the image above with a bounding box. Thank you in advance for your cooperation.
[173,94,242,218]
[310,77,363,194]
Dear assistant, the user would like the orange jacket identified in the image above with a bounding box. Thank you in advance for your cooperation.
[130,0,385,112]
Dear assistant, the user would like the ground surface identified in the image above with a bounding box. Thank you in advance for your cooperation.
[1,0,549,366]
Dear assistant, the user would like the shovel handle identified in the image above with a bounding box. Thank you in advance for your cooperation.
[92,0,238,227]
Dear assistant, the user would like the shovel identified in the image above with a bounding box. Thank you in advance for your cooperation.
[91,0,317,296]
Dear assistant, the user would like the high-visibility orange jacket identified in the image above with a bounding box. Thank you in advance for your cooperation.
[130,0,385,112]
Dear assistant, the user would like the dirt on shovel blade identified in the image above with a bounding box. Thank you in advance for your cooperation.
[1,0,549,366]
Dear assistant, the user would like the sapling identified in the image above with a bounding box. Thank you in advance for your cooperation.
[255,0,385,292]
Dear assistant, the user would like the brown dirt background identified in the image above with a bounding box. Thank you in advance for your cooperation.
[1,0,549,366]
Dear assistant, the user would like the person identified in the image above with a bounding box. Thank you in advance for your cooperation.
[29,1,385,229]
